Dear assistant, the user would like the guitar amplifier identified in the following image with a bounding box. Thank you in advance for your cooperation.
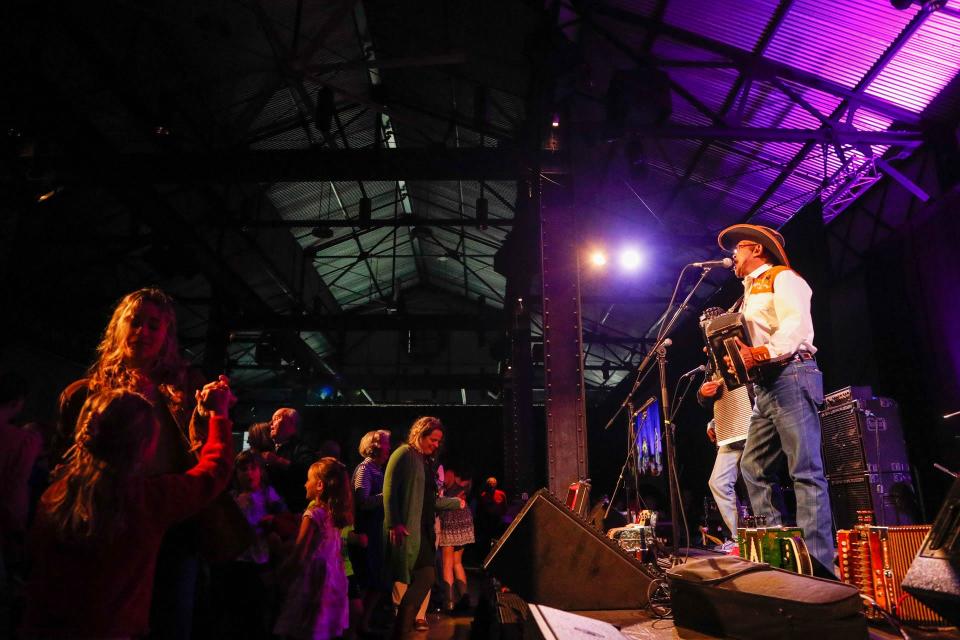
[823,385,874,408]
[828,472,917,530]
[820,386,916,528]
[837,524,948,627]
[819,395,911,476]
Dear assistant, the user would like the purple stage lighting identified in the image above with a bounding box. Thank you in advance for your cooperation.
[619,247,644,271]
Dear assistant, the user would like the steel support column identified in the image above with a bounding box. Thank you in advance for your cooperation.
[540,174,588,496]
[501,186,537,499]
[503,288,536,499]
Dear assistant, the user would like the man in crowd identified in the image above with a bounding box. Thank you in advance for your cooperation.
[264,408,316,512]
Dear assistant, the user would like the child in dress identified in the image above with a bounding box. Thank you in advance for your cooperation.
[22,381,235,638]
[274,457,353,640]
[232,449,287,563]
[216,450,287,638]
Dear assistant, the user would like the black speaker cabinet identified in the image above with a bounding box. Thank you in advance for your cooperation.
[483,489,658,611]
[902,477,960,626]
[821,388,917,528]
[820,393,911,477]
[827,471,918,530]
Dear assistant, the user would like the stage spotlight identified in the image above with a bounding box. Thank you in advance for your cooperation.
[619,247,643,270]
[36,189,58,203]
[587,250,607,268]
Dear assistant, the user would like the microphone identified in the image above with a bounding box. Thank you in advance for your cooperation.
[679,364,707,378]
[634,396,657,415]
[691,257,734,269]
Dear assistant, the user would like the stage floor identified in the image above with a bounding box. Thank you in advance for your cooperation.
[576,609,958,640]
[417,600,959,640]
[416,565,959,640]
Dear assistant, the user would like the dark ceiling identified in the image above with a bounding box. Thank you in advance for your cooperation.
[3,0,959,407]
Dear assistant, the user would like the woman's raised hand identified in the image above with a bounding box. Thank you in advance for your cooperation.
[196,375,237,417]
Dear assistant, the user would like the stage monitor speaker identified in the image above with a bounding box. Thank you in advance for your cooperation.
[902,476,960,626]
[483,489,657,611]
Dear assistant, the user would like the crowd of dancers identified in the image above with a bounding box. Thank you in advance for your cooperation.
[0,288,512,640]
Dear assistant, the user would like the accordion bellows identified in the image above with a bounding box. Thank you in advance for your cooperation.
[713,383,753,446]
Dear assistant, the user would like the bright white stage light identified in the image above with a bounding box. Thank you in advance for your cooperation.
[619,248,643,270]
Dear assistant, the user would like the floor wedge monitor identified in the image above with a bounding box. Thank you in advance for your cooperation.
[483,489,658,611]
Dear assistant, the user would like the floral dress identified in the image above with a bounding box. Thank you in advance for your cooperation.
[273,502,349,639]
[439,481,475,547]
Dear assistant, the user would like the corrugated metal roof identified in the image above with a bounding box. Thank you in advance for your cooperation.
[765,0,915,89]
[866,9,960,113]
[663,0,773,51]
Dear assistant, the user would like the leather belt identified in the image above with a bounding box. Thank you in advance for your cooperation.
[770,351,814,368]
[757,351,814,382]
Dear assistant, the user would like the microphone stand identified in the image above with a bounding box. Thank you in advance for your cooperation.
[605,401,636,521]
[604,264,718,560]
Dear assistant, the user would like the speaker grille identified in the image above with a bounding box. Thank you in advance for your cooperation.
[820,404,866,476]
[829,474,873,530]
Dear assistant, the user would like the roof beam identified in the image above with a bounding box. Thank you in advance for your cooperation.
[242,216,513,229]
[591,3,923,126]
[226,368,503,390]
[742,6,932,221]
[583,126,923,145]
[231,313,503,332]
[31,148,553,183]
[31,126,922,185]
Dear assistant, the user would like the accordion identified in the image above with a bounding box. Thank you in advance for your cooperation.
[837,524,948,626]
[608,524,657,562]
[712,380,753,446]
[700,310,755,390]
[564,479,591,517]
[737,525,813,575]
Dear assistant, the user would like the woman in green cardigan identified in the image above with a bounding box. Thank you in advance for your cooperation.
[383,417,463,638]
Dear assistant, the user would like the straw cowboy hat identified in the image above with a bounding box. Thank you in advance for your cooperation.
[717,224,790,268]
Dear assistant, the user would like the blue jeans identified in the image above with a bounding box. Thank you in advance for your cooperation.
[709,440,744,537]
[740,359,834,571]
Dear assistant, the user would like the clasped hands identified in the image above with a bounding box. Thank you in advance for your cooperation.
[195,374,237,417]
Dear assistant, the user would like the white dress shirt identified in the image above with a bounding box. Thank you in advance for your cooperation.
[741,263,816,359]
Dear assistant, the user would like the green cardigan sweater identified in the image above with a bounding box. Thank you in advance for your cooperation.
[383,444,460,584]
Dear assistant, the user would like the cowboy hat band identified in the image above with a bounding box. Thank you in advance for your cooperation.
[717,224,790,268]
